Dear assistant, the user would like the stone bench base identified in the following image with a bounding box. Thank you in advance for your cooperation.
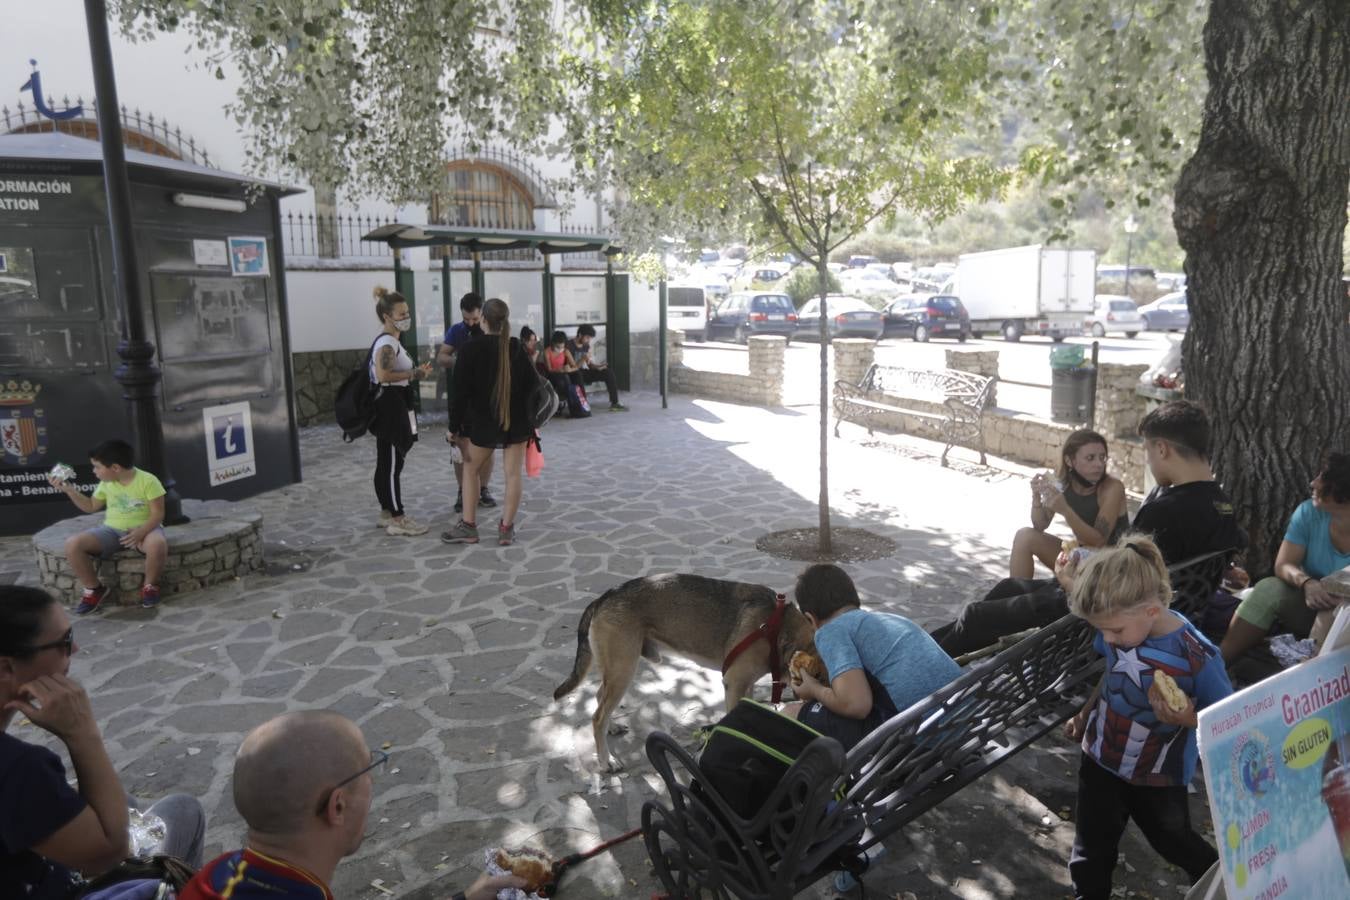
[32,499,264,606]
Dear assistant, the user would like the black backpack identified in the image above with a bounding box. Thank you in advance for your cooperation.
[698,698,832,819]
[527,365,560,429]
[334,335,386,442]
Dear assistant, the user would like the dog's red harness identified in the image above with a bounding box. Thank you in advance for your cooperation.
[721,593,789,703]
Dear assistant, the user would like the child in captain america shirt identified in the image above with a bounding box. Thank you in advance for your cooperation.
[1063,535,1233,900]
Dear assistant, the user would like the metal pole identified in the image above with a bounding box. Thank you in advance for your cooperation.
[658,278,668,409]
[1123,232,1134,300]
[441,254,452,333]
[1087,339,1100,428]
[84,0,185,524]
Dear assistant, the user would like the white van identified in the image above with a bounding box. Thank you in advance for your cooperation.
[668,284,709,341]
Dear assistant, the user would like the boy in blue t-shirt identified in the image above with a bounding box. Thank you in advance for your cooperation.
[1065,536,1233,899]
[782,564,960,750]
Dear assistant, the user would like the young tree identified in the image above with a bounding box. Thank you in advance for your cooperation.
[574,0,1008,554]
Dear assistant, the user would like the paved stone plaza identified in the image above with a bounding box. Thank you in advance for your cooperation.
[0,394,1207,899]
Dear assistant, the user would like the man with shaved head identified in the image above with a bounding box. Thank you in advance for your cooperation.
[179,711,523,900]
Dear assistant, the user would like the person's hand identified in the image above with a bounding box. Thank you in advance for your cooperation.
[1054,551,1079,593]
[1064,708,1090,740]
[1148,681,1198,729]
[1305,579,1339,611]
[1039,482,1066,514]
[4,674,100,743]
[414,361,434,380]
[461,871,527,900]
[119,527,147,549]
[1222,565,1250,592]
[793,669,823,701]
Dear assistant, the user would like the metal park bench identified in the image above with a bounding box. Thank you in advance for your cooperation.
[833,364,995,467]
[640,551,1231,899]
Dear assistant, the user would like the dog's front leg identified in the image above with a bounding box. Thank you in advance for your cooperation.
[722,669,757,713]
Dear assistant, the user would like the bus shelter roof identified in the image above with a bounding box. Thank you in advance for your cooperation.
[362,223,621,256]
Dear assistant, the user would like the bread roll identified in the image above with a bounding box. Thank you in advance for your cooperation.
[494,847,553,893]
[1152,670,1188,713]
[789,650,826,684]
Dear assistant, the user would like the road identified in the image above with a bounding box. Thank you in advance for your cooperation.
[681,330,1183,418]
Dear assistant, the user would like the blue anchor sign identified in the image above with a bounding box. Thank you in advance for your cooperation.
[20,60,83,120]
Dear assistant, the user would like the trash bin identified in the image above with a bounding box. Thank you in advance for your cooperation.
[1050,367,1095,423]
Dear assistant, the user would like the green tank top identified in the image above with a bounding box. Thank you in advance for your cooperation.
[1063,484,1130,544]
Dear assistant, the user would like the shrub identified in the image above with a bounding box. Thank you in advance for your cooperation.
[784,266,841,308]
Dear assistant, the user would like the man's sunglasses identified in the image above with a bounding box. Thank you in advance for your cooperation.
[315,749,389,815]
[27,627,75,656]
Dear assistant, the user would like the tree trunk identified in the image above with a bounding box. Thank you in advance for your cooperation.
[1174,0,1350,576]
[816,259,833,555]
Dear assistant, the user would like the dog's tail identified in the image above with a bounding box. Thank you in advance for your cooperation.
[553,597,599,700]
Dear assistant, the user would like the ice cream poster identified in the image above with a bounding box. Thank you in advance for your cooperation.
[1198,647,1350,899]
[227,236,268,277]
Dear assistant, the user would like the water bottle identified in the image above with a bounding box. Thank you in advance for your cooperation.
[127,808,167,856]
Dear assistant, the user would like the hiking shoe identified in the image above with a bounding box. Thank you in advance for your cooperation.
[387,515,429,536]
[478,488,498,508]
[75,585,109,616]
[376,510,393,528]
[440,519,479,544]
[608,403,628,412]
[454,491,463,514]
[498,521,516,546]
[140,584,161,609]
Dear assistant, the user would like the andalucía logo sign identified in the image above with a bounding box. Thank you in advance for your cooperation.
[0,379,48,466]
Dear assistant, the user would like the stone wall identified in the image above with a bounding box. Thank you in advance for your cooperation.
[833,339,875,388]
[293,348,366,425]
[33,500,265,605]
[1095,363,1151,440]
[945,349,1000,408]
[666,330,785,406]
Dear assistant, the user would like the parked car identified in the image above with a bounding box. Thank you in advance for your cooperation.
[705,292,797,343]
[838,268,903,301]
[883,294,971,342]
[734,264,790,290]
[1155,272,1187,292]
[890,261,915,283]
[1084,294,1144,338]
[826,261,847,276]
[667,284,709,341]
[795,294,884,341]
[847,254,880,269]
[1138,291,1189,332]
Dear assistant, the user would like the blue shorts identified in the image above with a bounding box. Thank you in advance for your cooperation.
[85,524,165,557]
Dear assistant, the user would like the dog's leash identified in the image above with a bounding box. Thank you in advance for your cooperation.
[538,827,643,896]
[720,593,788,703]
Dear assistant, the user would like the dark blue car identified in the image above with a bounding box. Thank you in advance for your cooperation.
[706,292,797,343]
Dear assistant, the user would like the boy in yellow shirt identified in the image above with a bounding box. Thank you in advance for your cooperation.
[48,439,167,613]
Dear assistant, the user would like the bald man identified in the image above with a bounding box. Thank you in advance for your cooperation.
[179,711,523,900]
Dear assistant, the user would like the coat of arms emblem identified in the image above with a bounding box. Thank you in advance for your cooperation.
[0,380,48,466]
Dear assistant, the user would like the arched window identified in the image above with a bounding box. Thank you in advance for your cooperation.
[430,161,535,230]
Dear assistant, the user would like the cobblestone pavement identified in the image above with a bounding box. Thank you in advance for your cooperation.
[0,393,1208,899]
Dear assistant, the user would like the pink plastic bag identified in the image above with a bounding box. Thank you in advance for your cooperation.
[525,432,544,478]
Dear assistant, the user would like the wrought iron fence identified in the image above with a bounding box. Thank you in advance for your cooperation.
[1,97,214,168]
[281,211,400,259]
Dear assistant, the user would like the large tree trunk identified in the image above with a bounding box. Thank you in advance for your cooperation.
[1174,0,1350,576]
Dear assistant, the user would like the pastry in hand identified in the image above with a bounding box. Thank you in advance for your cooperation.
[1152,670,1188,713]
[789,650,826,685]
[494,847,553,893]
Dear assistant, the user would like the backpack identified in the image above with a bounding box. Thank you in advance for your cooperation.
[75,855,195,899]
[334,335,386,442]
[698,698,832,819]
[527,365,560,429]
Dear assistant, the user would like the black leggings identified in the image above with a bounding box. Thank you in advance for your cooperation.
[373,436,406,516]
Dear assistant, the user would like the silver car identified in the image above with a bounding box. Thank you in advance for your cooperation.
[1138,291,1190,332]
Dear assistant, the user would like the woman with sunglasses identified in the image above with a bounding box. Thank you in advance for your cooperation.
[0,585,204,898]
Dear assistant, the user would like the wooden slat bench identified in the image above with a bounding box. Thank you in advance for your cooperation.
[640,550,1231,899]
[833,364,995,466]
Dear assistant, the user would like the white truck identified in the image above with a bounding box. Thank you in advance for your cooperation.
[943,245,1096,342]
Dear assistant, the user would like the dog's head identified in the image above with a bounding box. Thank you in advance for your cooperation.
[779,603,818,661]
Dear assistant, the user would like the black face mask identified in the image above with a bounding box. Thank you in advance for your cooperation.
[1067,466,1101,489]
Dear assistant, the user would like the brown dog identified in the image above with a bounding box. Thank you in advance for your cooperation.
[553,573,815,771]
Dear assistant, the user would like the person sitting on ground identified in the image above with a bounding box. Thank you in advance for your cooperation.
[1,585,205,899]
[1220,451,1350,664]
[543,330,588,418]
[520,326,541,370]
[931,400,1244,657]
[566,324,627,412]
[179,710,521,900]
[1009,429,1128,579]
[781,564,961,751]
[47,439,168,613]
[437,292,497,515]
[1063,536,1232,899]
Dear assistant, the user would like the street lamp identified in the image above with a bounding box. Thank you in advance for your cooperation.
[1123,214,1139,300]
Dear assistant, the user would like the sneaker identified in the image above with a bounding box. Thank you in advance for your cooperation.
[498,521,516,546]
[608,403,628,412]
[387,515,429,536]
[376,510,393,528]
[74,585,109,616]
[440,519,479,544]
[454,491,463,514]
[140,584,161,609]
[478,488,498,508]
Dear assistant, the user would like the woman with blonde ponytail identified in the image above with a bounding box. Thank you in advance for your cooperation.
[443,298,536,546]
[369,286,433,536]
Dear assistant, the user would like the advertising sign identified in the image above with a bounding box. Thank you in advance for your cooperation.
[1198,647,1350,899]
[227,236,269,277]
[202,401,256,485]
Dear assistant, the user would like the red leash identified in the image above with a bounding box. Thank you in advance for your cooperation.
[720,593,788,703]
[540,827,643,896]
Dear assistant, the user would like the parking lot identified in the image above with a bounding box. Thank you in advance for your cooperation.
[681,330,1183,418]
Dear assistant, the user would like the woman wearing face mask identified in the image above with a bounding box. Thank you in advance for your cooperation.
[370,286,433,536]
[1009,429,1129,578]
